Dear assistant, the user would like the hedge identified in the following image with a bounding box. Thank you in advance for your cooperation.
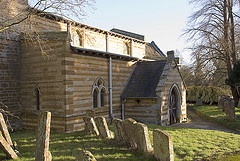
[186,86,230,105]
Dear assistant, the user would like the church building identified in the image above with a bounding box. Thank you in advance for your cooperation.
[0,1,187,132]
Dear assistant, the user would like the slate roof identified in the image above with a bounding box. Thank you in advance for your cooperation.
[110,28,145,41]
[122,60,167,98]
[147,41,165,57]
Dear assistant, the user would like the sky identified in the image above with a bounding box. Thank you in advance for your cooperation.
[82,0,193,64]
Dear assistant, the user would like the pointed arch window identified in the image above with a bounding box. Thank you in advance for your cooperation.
[92,78,107,108]
[34,85,40,111]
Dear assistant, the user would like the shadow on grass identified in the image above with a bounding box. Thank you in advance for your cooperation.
[6,130,155,161]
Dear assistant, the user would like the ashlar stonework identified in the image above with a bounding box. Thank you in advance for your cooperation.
[153,129,174,161]
[83,117,99,136]
[94,117,112,139]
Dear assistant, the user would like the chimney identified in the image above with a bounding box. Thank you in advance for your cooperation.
[167,50,181,68]
[167,50,175,61]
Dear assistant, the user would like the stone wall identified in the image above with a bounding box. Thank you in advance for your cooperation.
[156,60,187,125]
[64,51,136,132]
[20,32,68,131]
[124,98,159,124]
[20,31,137,132]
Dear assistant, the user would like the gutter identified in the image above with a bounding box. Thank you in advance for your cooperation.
[109,57,113,119]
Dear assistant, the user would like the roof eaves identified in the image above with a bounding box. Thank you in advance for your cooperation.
[71,46,140,61]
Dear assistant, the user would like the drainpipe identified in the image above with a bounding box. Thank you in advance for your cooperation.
[109,57,113,119]
[121,98,126,120]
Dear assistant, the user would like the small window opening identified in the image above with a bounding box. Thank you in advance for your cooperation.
[35,86,40,110]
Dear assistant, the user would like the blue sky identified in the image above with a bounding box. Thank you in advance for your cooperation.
[83,0,193,64]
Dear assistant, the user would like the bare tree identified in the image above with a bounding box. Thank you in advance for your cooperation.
[0,0,95,33]
[184,0,240,105]
[0,0,95,128]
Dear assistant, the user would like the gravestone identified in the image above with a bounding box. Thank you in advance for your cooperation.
[195,98,203,106]
[0,133,19,159]
[123,118,137,149]
[112,118,127,145]
[94,117,111,139]
[0,113,13,147]
[153,129,174,161]
[134,122,153,153]
[223,97,235,119]
[0,112,18,159]
[75,150,97,161]
[218,95,235,119]
[83,117,99,136]
[35,111,52,161]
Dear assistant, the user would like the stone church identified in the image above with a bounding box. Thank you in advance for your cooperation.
[0,1,187,132]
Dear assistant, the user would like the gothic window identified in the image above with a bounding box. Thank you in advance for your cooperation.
[100,89,105,107]
[35,85,40,111]
[92,78,107,108]
[93,89,98,108]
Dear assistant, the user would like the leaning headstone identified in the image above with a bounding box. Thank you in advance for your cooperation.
[134,122,153,153]
[123,118,137,149]
[153,129,174,161]
[112,118,127,145]
[83,117,99,136]
[35,111,52,161]
[75,150,97,161]
[195,98,203,106]
[0,132,18,159]
[94,117,111,139]
[0,113,13,147]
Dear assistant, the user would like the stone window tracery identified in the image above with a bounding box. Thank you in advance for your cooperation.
[92,78,107,108]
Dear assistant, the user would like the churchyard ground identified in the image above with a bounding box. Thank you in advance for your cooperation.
[0,105,240,161]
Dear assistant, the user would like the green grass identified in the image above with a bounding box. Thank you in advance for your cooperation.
[1,123,239,161]
[192,105,240,132]
[1,106,240,160]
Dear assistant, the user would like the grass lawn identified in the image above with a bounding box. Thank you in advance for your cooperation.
[1,121,239,161]
[192,105,240,132]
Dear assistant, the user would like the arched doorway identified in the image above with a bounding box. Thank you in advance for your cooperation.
[169,85,181,125]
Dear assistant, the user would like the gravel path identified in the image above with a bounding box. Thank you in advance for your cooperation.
[172,107,239,134]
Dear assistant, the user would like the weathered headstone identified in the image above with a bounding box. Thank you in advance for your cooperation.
[94,117,111,139]
[112,118,127,145]
[218,95,235,119]
[195,98,203,106]
[123,118,137,149]
[134,122,153,153]
[223,98,235,119]
[153,129,174,161]
[35,111,52,161]
[0,113,13,147]
[75,150,97,161]
[0,132,18,159]
[83,117,99,136]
